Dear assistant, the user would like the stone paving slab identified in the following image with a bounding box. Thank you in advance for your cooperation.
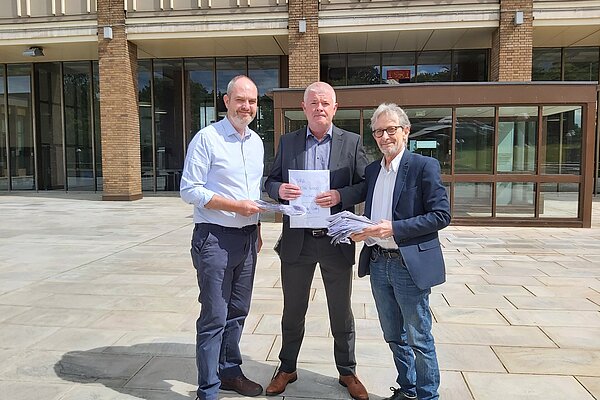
[1,194,600,400]
[494,347,600,376]
[464,373,595,400]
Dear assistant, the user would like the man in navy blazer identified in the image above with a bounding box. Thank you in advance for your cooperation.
[264,82,369,400]
[351,103,450,400]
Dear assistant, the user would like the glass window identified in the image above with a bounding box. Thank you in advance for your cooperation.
[184,58,215,144]
[453,50,487,82]
[333,109,360,135]
[496,182,535,217]
[35,62,64,190]
[347,53,381,85]
[382,52,415,84]
[416,51,451,82]
[564,47,599,81]
[455,107,494,173]
[283,110,306,133]
[0,66,7,190]
[138,60,154,191]
[406,107,452,173]
[539,183,579,219]
[93,61,101,191]
[249,56,279,176]
[497,107,537,173]
[362,109,380,162]
[453,182,492,217]
[7,64,34,190]
[216,57,246,120]
[541,106,582,175]
[532,48,561,81]
[320,54,346,86]
[154,59,184,192]
[63,61,94,191]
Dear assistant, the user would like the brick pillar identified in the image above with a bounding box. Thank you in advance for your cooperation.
[490,0,533,81]
[288,0,319,88]
[97,0,142,200]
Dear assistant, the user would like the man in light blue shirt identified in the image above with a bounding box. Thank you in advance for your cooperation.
[181,75,264,400]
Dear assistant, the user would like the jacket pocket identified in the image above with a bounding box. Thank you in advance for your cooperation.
[418,238,440,251]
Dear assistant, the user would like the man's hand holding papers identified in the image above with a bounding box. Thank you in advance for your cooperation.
[350,220,394,243]
[254,199,307,217]
[326,211,377,245]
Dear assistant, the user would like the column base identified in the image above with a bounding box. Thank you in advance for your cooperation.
[102,193,143,201]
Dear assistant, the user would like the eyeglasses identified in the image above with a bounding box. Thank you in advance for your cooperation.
[372,125,403,138]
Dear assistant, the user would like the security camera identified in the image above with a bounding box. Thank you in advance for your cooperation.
[23,47,44,57]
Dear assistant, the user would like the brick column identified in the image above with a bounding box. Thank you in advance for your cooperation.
[490,0,533,81]
[288,0,319,88]
[97,0,142,200]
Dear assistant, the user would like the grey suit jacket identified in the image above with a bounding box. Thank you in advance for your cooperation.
[264,125,369,264]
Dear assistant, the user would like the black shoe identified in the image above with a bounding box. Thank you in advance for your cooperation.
[220,375,263,397]
[384,387,417,400]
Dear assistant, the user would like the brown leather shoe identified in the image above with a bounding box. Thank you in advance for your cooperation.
[265,370,298,396]
[220,375,263,397]
[339,374,369,400]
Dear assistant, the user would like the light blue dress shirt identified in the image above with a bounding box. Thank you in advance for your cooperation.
[180,117,264,228]
[305,126,333,170]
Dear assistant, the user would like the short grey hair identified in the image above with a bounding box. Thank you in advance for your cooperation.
[303,81,336,103]
[370,103,410,131]
[226,75,256,97]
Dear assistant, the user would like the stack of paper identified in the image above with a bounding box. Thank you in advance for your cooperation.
[326,211,376,245]
[255,199,307,217]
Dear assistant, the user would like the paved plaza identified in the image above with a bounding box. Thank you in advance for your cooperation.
[0,193,599,400]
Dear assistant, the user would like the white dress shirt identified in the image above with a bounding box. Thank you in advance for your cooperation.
[180,117,264,227]
[368,149,405,249]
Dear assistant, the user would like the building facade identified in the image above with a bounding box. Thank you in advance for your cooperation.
[1,0,599,225]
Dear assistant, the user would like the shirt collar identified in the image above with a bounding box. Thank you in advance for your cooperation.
[306,125,333,141]
[380,148,405,173]
[222,116,251,140]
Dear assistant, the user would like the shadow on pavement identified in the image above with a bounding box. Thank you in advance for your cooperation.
[53,342,358,399]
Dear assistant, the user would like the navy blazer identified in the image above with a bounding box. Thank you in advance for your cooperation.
[358,151,451,290]
[265,125,368,264]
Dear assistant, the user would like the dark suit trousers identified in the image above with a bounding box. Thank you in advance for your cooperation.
[191,223,258,400]
[278,232,356,376]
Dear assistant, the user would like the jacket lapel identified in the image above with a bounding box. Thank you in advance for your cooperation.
[328,126,343,173]
[392,151,411,211]
[293,128,306,170]
[365,162,381,219]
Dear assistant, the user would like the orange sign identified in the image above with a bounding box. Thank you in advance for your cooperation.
[387,69,411,80]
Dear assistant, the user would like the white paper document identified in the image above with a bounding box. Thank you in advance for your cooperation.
[288,169,330,228]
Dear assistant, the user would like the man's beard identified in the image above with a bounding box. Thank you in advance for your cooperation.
[379,142,401,158]
[231,111,255,127]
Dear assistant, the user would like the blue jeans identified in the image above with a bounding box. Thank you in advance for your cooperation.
[190,223,258,400]
[369,251,440,400]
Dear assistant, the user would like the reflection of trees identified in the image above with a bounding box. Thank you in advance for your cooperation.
[564,62,598,80]
[250,94,274,138]
[139,84,151,103]
[454,119,494,173]
[416,68,451,82]
[188,80,213,134]
[544,111,582,174]
[348,66,381,85]
[532,66,560,81]
[63,71,92,172]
